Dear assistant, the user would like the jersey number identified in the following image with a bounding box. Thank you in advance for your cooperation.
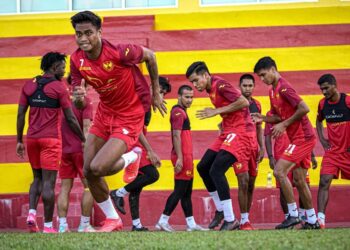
[80,59,84,67]
[285,144,296,155]
[224,133,236,144]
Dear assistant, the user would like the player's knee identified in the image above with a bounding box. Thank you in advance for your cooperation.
[196,161,207,176]
[237,173,249,190]
[319,176,331,189]
[149,168,160,182]
[89,162,105,177]
[273,168,282,180]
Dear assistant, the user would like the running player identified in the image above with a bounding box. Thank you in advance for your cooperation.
[110,77,171,231]
[155,85,206,232]
[70,11,166,232]
[264,111,317,221]
[57,75,95,233]
[238,74,264,229]
[316,74,350,229]
[186,62,255,231]
[16,52,85,233]
[253,56,319,229]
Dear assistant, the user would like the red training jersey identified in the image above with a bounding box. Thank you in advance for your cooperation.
[18,74,71,139]
[208,76,254,134]
[269,77,315,144]
[317,93,350,153]
[264,117,290,160]
[70,40,150,118]
[61,96,93,154]
[170,105,193,156]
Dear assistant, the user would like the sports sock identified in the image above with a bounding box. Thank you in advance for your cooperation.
[116,187,129,197]
[132,218,142,228]
[59,217,67,227]
[240,213,249,224]
[284,213,289,219]
[97,197,120,219]
[29,209,36,216]
[221,199,235,222]
[298,208,306,220]
[80,216,90,227]
[287,202,298,217]
[306,208,317,224]
[159,214,170,224]
[186,216,196,228]
[209,191,223,212]
[44,221,53,228]
[318,212,326,224]
[121,151,138,168]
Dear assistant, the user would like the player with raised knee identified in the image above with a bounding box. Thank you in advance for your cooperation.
[70,11,166,232]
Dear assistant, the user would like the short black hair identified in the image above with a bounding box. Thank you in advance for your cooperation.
[159,76,171,94]
[317,74,337,86]
[186,61,210,78]
[40,52,66,72]
[239,74,255,85]
[178,85,193,95]
[254,56,277,73]
[71,11,102,29]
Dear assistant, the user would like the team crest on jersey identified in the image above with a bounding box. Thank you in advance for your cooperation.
[103,61,115,72]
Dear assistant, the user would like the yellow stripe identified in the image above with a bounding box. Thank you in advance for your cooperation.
[2,45,349,80]
[0,95,325,135]
[155,6,350,31]
[1,158,349,194]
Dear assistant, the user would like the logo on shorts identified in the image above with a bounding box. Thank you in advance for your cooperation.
[235,163,242,169]
[186,170,193,177]
[103,61,115,72]
[122,128,129,135]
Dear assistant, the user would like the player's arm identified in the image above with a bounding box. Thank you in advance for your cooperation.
[196,95,249,119]
[172,129,183,174]
[264,133,276,170]
[139,132,161,168]
[141,47,167,116]
[272,101,309,138]
[311,151,318,169]
[70,57,86,109]
[316,118,329,150]
[251,113,281,124]
[63,108,85,142]
[256,123,265,163]
[16,105,28,159]
[83,118,91,140]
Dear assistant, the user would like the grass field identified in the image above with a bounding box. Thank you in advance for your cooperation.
[1,229,350,250]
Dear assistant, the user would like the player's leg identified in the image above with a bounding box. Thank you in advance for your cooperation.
[317,174,333,228]
[247,175,256,213]
[83,134,122,232]
[156,180,187,232]
[78,178,95,232]
[41,169,58,232]
[57,178,73,232]
[27,168,42,233]
[236,171,251,230]
[197,149,224,228]
[279,188,289,219]
[209,150,240,231]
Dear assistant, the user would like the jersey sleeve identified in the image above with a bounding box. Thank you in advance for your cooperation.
[117,44,144,66]
[217,81,241,103]
[317,99,325,121]
[18,86,28,106]
[171,108,185,130]
[82,97,93,120]
[279,84,302,108]
[70,56,84,88]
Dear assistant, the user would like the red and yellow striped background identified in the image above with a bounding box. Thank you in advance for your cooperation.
[0,1,350,193]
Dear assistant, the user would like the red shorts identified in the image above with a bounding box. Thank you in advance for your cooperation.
[171,153,194,180]
[247,139,259,177]
[280,138,316,168]
[320,151,350,179]
[59,152,84,179]
[210,132,253,175]
[27,138,62,171]
[276,168,311,188]
[89,109,144,151]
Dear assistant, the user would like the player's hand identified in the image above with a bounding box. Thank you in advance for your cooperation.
[196,108,217,120]
[174,158,183,174]
[152,92,167,117]
[257,148,264,163]
[320,139,331,151]
[251,113,263,123]
[73,79,86,98]
[217,122,223,135]
[147,150,161,168]
[268,157,276,170]
[16,142,25,159]
[311,156,318,169]
[272,122,287,138]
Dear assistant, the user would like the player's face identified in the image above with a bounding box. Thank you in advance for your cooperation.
[188,72,209,92]
[240,79,255,98]
[319,82,337,100]
[74,22,101,52]
[256,68,276,85]
[53,60,66,80]
[179,89,194,108]
[159,86,168,98]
